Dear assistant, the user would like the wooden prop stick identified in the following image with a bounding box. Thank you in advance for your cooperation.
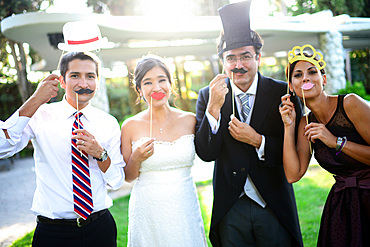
[150,97,153,139]
[301,88,312,154]
[56,50,65,72]
[221,66,235,117]
[76,92,80,129]
[231,72,235,117]
[287,63,290,95]
[75,92,82,156]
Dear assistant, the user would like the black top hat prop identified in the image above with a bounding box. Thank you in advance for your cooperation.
[217,0,262,57]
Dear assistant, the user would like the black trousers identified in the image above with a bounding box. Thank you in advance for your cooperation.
[32,210,117,247]
[219,195,292,247]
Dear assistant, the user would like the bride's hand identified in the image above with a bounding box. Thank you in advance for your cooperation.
[131,138,155,163]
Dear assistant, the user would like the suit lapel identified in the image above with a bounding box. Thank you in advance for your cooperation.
[221,74,276,129]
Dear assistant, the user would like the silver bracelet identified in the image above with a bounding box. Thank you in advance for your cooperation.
[335,137,343,152]
[336,136,347,155]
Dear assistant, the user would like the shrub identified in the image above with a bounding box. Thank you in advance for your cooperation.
[337,81,370,101]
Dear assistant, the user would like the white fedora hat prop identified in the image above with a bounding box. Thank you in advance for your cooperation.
[58,21,106,52]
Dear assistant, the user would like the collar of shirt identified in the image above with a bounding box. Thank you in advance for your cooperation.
[230,74,259,109]
[60,95,94,123]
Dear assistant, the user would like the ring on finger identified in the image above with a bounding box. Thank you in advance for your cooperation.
[148,150,151,154]
[81,141,85,145]
[223,84,226,88]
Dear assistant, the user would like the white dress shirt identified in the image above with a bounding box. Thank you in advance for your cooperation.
[0,97,126,219]
[206,76,267,207]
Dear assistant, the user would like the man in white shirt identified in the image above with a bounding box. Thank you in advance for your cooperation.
[0,52,125,247]
[195,1,303,246]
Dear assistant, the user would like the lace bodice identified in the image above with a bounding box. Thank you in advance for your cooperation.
[128,134,207,246]
[132,134,195,172]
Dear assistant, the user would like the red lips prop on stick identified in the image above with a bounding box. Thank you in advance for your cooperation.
[301,88,312,154]
[301,82,314,90]
[150,92,166,138]
[151,92,166,100]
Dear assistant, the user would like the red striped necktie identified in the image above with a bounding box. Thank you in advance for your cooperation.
[71,112,93,219]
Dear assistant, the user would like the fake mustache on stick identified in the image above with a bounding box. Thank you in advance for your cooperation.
[231,68,247,74]
[75,88,95,94]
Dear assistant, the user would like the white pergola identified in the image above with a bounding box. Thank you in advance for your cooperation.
[2,11,369,72]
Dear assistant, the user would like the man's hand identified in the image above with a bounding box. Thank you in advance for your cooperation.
[33,74,60,104]
[19,74,60,118]
[207,74,229,120]
[228,115,262,148]
[72,129,104,159]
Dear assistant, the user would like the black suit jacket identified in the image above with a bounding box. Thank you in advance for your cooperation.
[195,72,304,247]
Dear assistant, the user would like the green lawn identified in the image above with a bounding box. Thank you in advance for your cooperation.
[10,164,333,247]
[293,164,334,247]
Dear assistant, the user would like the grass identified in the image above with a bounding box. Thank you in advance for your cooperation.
[10,164,333,247]
[293,164,334,247]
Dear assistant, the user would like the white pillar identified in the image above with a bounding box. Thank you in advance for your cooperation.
[91,53,110,113]
[319,31,346,94]
[92,75,110,112]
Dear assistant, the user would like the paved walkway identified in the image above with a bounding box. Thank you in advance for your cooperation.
[0,156,214,247]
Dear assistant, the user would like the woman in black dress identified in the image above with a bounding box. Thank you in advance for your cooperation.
[279,44,370,247]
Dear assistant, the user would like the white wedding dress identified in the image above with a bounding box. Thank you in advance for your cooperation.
[127,134,207,247]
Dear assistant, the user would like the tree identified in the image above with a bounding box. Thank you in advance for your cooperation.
[0,0,53,103]
[291,0,369,17]
[287,0,370,94]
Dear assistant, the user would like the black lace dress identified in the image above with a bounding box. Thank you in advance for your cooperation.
[308,94,370,247]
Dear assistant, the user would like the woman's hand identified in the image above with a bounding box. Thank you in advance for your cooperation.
[131,138,155,163]
[304,123,337,148]
[279,94,296,127]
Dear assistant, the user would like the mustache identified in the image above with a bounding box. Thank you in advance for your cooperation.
[75,88,94,95]
[231,68,247,74]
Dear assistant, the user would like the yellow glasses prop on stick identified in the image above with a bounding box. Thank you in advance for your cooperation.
[286,44,327,154]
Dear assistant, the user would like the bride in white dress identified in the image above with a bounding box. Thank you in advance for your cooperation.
[121,55,207,247]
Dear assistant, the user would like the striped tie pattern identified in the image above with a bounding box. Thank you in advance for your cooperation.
[238,93,251,122]
[72,112,93,219]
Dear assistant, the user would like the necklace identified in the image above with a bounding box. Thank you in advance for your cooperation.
[153,114,171,134]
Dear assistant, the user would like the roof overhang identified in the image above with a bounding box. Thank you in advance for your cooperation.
[1,11,369,71]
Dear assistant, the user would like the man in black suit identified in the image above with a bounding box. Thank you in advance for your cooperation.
[195,1,303,246]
